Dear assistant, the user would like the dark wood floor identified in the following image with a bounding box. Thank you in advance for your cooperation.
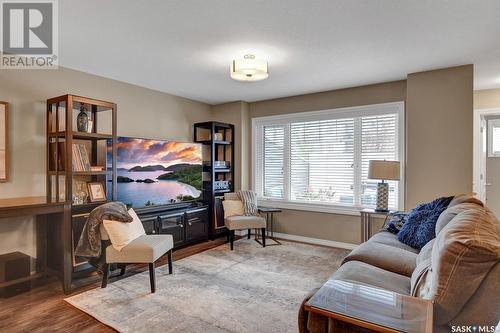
[0,238,229,333]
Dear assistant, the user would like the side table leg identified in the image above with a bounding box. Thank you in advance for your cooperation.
[268,212,281,245]
[360,213,366,243]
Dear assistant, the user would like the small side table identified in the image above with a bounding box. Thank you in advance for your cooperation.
[256,207,282,246]
[360,209,393,243]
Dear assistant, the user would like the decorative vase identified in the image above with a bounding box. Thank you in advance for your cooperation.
[77,103,89,132]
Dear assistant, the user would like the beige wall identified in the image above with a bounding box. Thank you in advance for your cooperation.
[211,101,250,191]
[406,65,473,208]
[0,67,212,257]
[249,80,407,118]
[474,88,500,109]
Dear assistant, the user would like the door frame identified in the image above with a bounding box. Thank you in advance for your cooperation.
[473,108,500,201]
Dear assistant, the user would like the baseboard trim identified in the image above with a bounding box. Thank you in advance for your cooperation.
[235,230,357,250]
[272,232,358,250]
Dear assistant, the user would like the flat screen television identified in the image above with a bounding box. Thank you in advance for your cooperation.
[107,137,202,208]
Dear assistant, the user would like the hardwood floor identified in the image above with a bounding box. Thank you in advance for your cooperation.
[0,238,229,333]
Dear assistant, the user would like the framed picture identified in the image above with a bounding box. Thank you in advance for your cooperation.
[87,182,107,202]
[0,102,8,182]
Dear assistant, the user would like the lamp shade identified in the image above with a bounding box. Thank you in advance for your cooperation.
[368,160,400,181]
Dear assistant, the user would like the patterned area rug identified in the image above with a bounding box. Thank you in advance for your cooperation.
[66,239,349,333]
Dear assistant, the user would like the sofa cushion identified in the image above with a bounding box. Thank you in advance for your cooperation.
[369,231,419,254]
[435,194,483,235]
[332,260,411,295]
[448,193,483,209]
[416,238,435,266]
[386,212,407,234]
[342,242,417,277]
[397,196,453,250]
[416,203,500,325]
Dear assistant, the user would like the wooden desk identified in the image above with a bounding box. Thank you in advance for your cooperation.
[0,196,72,293]
[305,279,433,333]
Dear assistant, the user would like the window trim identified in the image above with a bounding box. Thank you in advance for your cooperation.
[252,101,406,215]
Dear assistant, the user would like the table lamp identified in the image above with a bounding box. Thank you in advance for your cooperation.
[368,160,400,212]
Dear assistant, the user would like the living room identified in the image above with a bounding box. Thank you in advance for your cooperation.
[0,1,499,333]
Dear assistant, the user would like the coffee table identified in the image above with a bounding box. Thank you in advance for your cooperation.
[305,279,433,333]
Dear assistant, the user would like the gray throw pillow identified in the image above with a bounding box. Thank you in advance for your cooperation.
[238,190,258,216]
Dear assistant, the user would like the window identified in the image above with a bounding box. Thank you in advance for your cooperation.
[488,119,500,157]
[253,102,404,213]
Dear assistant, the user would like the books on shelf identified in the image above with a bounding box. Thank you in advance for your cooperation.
[72,144,91,171]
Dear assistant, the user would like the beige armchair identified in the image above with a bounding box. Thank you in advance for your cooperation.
[100,221,174,293]
[223,192,267,250]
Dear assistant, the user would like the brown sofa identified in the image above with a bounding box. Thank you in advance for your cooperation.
[299,194,500,333]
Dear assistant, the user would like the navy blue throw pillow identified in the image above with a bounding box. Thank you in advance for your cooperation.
[397,196,453,250]
[386,212,407,234]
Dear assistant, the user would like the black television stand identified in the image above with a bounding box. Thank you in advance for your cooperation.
[134,202,209,248]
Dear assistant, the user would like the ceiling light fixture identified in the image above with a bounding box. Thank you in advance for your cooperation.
[230,54,268,82]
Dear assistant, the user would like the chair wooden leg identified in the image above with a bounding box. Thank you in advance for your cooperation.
[230,230,234,250]
[167,250,173,274]
[261,228,266,248]
[119,264,126,276]
[248,229,251,239]
[226,230,230,243]
[149,262,156,293]
[101,263,109,288]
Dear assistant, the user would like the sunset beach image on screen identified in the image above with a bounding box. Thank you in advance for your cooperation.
[107,137,202,208]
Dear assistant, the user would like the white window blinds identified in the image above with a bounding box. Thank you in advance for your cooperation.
[253,102,404,211]
[361,114,399,209]
[263,125,285,199]
[290,118,355,204]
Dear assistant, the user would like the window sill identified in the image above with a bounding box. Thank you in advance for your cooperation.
[257,199,375,216]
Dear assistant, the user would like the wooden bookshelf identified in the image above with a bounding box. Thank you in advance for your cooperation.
[46,94,117,292]
[49,131,112,140]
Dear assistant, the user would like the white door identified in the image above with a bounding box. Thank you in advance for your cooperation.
[478,117,487,202]
[484,117,500,217]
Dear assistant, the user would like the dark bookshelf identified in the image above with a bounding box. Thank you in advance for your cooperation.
[194,121,234,239]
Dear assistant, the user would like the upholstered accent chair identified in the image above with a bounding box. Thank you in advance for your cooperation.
[100,223,174,293]
[223,192,267,250]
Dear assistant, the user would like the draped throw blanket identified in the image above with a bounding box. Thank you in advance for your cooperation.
[238,190,258,216]
[75,202,133,258]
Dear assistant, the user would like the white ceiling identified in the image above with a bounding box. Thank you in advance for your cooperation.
[60,0,500,105]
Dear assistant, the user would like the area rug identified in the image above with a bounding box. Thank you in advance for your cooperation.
[65,239,349,333]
